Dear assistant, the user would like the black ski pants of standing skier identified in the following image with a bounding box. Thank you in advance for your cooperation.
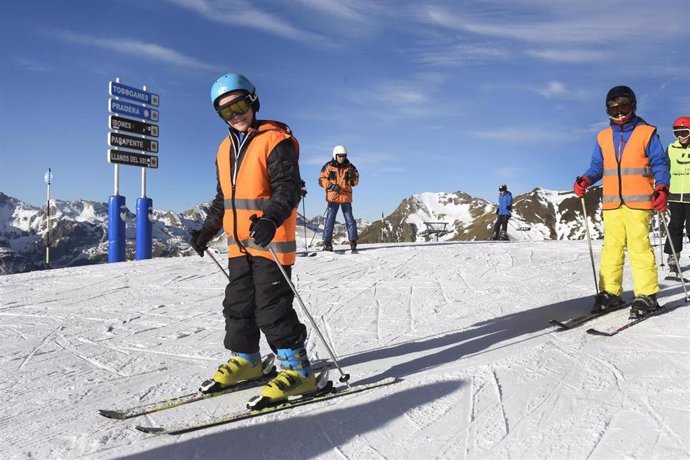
[222,255,306,353]
[493,215,510,236]
[664,201,690,256]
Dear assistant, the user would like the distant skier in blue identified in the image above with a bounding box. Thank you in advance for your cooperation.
[490,184,512,241]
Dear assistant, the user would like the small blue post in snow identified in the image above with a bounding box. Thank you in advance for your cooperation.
[135,197,153,260]
[108,195,127,263]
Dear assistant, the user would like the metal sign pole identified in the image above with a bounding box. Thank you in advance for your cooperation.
[44,168,52,268]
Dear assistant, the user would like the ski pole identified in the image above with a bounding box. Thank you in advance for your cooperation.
[580,197,599,293]
[257,240,351,385]
[205,248,231,282]
[301,198,309,255]
[656,213,665,267]
[658,210,689,302]
[308,206,328,248]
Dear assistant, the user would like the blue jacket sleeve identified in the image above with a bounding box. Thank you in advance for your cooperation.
[583,143,604,184]
[647,131,670,187]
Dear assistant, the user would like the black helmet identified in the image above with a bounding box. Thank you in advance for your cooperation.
[499,184,508,192]
[606,85,636,112]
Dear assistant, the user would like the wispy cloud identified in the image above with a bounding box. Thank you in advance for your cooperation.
[417,43,507,67]
[164,0,325,43]
[50,29,220,70]
[525,48,608,63]
[13,57,50,72]
[471,127,561,143]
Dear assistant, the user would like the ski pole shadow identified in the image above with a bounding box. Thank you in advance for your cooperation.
[337,292,637,385]
[118,380,462,460]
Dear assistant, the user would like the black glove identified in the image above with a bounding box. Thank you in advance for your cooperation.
[327,184,340,192]
[507,205,512,211]
[299,180,307,197]
[189,228,213,257]
[249,215,277,248]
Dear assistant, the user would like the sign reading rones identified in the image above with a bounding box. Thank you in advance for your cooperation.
[109,115,159,137]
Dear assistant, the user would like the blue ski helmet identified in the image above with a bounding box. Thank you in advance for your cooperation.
[210,73,260,112]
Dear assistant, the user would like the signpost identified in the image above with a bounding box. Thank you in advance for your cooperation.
[107,78,160,263]
[44,168,53,268]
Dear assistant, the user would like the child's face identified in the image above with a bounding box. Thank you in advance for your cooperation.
[217,91,254,133]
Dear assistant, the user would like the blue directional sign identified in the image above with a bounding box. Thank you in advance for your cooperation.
[109,99,159,122]
[109,81,159,107]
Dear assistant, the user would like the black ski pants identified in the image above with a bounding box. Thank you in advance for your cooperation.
[493,215,510,235]
[664,201,690,256]
[222,255,306,353]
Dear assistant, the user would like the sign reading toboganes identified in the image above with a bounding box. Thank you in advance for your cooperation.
[109,81,159,107]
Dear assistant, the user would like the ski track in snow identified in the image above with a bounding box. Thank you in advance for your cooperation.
[0,241,689,459]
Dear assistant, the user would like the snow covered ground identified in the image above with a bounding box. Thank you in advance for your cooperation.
[1,240,688,459]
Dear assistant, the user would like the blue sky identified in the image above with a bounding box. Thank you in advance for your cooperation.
[1,1,688,221]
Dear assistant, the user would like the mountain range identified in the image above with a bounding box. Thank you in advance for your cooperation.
[0,187,605,275]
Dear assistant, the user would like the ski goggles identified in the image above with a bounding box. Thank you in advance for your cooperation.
[606,102,633,117]
[216,94,254,121]
[674,127,690,141]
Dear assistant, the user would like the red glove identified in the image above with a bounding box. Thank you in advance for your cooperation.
[652,184,669,212]
[573,176,590,198]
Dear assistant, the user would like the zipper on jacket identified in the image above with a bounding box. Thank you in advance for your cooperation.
[229,130,252,254]
[616,127,625,206]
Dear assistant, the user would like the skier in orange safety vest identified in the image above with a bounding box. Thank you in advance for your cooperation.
[189,73,317,405]
[573,85,670,318]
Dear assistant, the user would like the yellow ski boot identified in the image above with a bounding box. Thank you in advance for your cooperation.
[199,352,263,394]
[250,347,317,408]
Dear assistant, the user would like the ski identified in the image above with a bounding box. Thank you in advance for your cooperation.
[135,377,397,435]
[664,275,689,282]
[586,305,669,336]
[98,357,331,420]
[549,301,630,330]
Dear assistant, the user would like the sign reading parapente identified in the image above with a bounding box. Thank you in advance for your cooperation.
[108,149,159,169]
[109,115,159,137]
[108,132,159,153]
[109,98,159,122]
[109,82,160,107]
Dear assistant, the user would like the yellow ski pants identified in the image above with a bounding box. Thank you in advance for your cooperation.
[599,206,659,297]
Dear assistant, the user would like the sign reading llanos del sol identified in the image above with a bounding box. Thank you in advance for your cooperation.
[108,149,159,169]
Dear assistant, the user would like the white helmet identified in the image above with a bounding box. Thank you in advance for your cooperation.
[332,145,347,160]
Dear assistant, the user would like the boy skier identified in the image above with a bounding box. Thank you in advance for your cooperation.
[573,85,670,318]
[490,184,512,240]
[189,73,317,405]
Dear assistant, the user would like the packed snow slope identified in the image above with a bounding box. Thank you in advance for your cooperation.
[1,240,688,459]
